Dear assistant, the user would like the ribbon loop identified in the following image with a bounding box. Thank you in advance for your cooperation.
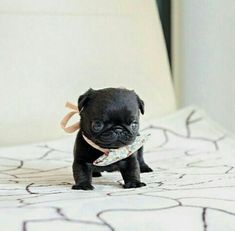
[60,102,80,133]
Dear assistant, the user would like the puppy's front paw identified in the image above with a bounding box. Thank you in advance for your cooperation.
[123,181,146,189]
[72,182,94,190]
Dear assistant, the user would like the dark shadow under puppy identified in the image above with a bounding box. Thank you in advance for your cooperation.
[72,88,152,190]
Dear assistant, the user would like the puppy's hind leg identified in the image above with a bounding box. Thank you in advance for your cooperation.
[137,147,153,173]
[92,171,102,177]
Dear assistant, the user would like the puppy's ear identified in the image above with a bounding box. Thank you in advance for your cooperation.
[78,88,94,111]
[136,94,145,115]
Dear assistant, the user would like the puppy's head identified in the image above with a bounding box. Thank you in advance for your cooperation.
[78,88,144,149]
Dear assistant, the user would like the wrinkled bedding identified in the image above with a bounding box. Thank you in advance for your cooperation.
[1,107,235,231]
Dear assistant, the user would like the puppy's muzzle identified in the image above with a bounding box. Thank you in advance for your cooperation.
[96,126,135,148]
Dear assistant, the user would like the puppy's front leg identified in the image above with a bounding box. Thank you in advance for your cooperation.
[119,154,146,189]
[72,160,94,190]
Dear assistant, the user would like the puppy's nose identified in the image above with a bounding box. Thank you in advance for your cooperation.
[114,126,123,133]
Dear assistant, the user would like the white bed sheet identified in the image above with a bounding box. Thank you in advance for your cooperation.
[1,107,235,231]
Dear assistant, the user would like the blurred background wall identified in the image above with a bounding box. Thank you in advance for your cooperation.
[172,0,235,132]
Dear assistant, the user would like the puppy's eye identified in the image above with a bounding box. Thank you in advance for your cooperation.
[130,121,139,131]
[91,120,104,132]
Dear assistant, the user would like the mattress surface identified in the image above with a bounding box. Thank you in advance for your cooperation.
[1,107,235,231]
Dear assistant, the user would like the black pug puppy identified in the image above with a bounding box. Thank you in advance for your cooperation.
[72,88,152,190]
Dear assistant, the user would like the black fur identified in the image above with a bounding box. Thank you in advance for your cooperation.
[72,88,152,190]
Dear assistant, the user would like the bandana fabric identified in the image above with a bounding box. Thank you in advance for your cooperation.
[93,133,150,166]
[60,102,149,166]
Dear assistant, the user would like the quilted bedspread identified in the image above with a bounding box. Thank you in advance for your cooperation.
[1,107,235,231]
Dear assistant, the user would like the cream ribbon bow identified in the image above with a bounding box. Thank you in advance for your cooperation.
[60,102,80,133]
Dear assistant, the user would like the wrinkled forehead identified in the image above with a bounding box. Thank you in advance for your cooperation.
[87,93,139,120]
[93,90,137,107]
